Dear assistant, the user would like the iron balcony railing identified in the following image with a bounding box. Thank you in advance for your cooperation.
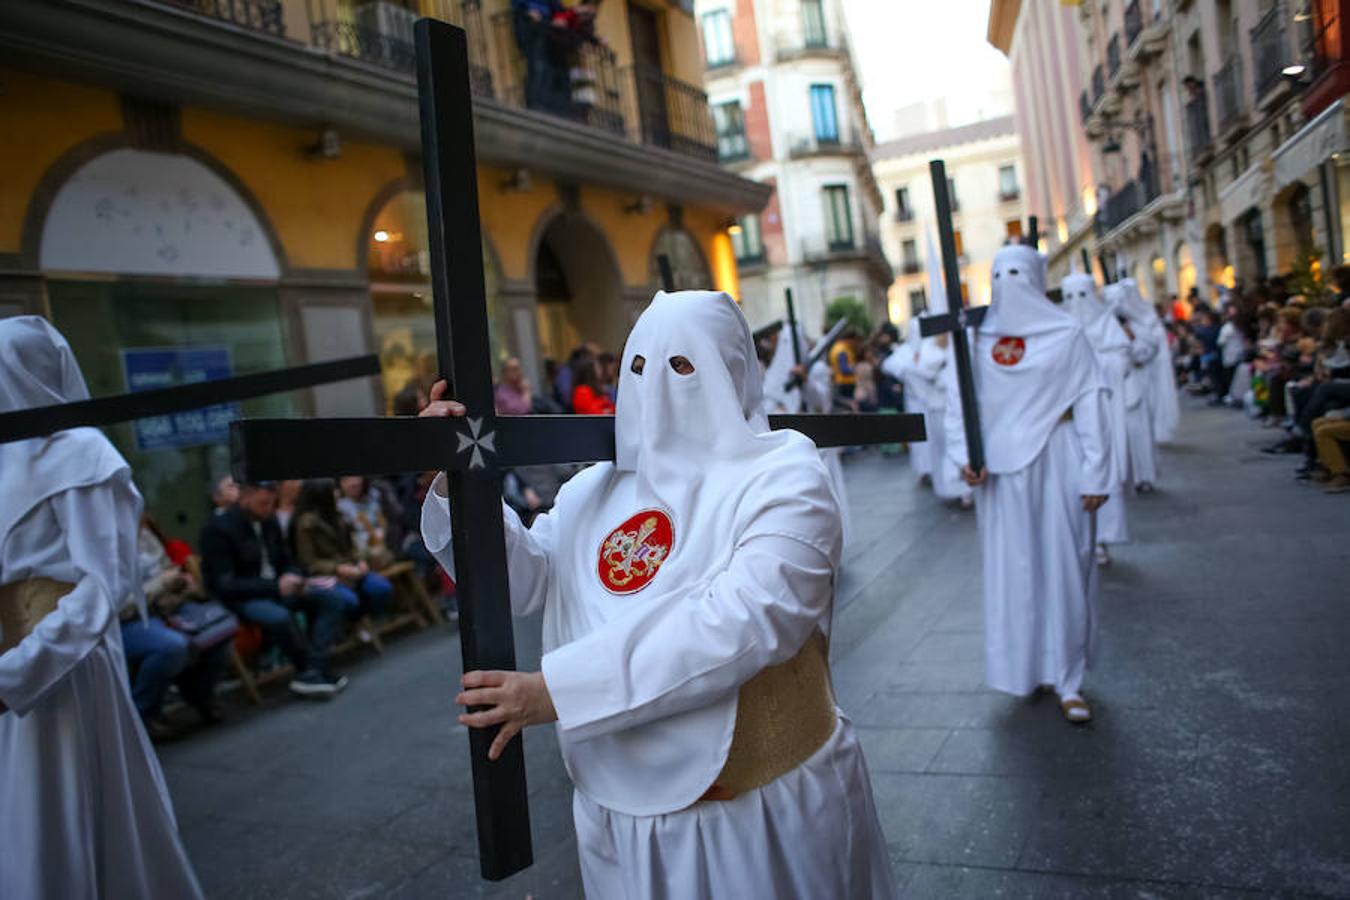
[1214,54,1245,131]
[786,125,864,159]
[1107,33,1122,76]
[1185,89,1214,158]
[156,0,285,34]
[627,64,718,163]
[1125,0,1144,48]
[1093,172,1160,237]
[901,259,921,275]
[895,208,914,223]
[1080,90,1093,123]
[1092,65,1106,104]
[1250,3,1287,98]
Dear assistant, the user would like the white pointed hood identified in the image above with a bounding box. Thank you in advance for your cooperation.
[972,247,1104,474]
[1119,278,1180,441]
[0,317,132,547]
[1063,273,1130,355]
[759,318,808,415]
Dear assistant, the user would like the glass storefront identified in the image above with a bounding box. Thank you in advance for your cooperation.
[49,279,293,544]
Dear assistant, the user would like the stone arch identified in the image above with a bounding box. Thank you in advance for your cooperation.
[648,225,713,291]
[1272,180,1315,274]
[27,140,286,279]
[1204,222,1231,289]
[1175,239,1197,301]
[528,207,627,359]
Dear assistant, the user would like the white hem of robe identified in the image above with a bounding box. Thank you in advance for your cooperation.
[1124,402,1158,485]
[976,421,1098,697]
[571,713,896,900]
[1096,486,1129,545]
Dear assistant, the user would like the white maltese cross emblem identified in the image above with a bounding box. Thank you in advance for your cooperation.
[456,417,497,469]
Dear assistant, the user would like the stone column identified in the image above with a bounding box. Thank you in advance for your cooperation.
[498,279,543,389]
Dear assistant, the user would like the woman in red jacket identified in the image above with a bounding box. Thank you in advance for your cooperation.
[570,352,615,414]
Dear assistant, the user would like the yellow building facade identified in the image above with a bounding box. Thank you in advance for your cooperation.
[0,0,765,537]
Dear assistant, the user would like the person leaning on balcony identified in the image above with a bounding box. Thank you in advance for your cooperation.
[511,0,566,113]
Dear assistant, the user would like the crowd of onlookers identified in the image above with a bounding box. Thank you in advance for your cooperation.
[1162,272,1350,492]
[123,467,450,740]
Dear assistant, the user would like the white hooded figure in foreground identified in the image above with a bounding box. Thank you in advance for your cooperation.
[1063,273,1131,563]
[421,291,894,898]
[0,317,204,898]
[944,247,1112,723]
[760,320,853,549]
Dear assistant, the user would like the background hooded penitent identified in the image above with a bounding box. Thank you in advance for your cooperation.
[967,245,1105,474]
[0,317,131,548]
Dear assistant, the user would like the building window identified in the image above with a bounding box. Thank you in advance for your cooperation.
[1005,219,1023,240]
[953,228,965,258]
[908,287,928,316]
[894,186,913,221]
[713,101,748,161]
[999,164,1019,200]
[732,214,764,263]
[702,10,735,67]
[810,84,839,143]
[802,0,828,47]
[947,176,960,211]
[823,184,854,249]
[901,239,920,273]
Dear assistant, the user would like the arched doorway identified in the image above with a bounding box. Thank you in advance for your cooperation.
[1205,223,1231,292]
[533,212,626,361]
[365,188,503,407]
[650,227,713,291]
[1175,240,1197,301]
[1237,208,1268,283]
[37,146,287,539]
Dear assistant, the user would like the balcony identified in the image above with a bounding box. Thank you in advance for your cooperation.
[1184,89,1214,159]
[1250,3,1287,100]
[774,32,845,62]
[999,188,1021,203]
[901,259,921,275]
[716,130,750,164]
[787,127,865,160]
[1080,90,1093,124]
[894,208,914,223]
[1213,54,1246,134]
[1125,0,1143,48]
[803,233,893,282]
[1107,34,1122,77]
[0,0,765,213]
[159,0,283,34]
[1093,173,1160,238]
[1092,64,1106,105]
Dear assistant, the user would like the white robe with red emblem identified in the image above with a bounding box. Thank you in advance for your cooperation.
[945,248,1112,697]
[424,292,893,899]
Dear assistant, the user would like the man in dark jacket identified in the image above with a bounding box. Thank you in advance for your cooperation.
[200,481,348,697]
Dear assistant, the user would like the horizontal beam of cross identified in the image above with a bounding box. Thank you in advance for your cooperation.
[918,306,987,338]
[230,412,926,482]
[0,354,380,445]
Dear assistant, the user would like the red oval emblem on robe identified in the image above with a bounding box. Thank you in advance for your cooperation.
[991,336,1026,366]
[597,509,675,595]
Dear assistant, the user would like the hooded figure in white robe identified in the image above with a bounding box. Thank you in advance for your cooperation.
[423,291,894,899]
[1064,274,1131,551]
[944,247,1112,718]
[885,318,933,478]
[1121,278,1179,444]
[761,322,853,549]
[1105,282,1161,488]
[0,317,204,899]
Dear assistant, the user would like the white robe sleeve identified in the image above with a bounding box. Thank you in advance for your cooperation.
[420,473,555,618]
[879,347,908,383]
[802,361,833,413]
[1071,388,1114,497]
[541,534,832,742]
[943,372,970,469]
[0,482,136,717]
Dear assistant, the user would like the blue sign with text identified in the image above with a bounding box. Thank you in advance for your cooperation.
[122,347,239,451]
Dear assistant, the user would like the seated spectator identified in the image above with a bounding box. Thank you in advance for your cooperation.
[292,480,393,624]
[494,356,534,415]
[274,479,301,546]
[200,481,348,697]
[1313,409,1350,492]
[121,516,233,738]
[209,474,238,516]
[336,477,401,569]
[597,351,619,403]
[570,352,615,414]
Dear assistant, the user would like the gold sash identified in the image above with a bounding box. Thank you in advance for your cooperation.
[0,578,74,654]
[704,629,837,800]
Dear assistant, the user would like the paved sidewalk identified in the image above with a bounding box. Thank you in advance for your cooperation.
[160,400,1350,898]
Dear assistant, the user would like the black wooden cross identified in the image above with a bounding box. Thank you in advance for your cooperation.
[917,159,986,473]
[0,353,378,445]
[1026,214,1039,248]
[229,19,925,882]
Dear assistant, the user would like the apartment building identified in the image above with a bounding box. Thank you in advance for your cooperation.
[693,0,891,333]
[0,0,767,536]
[874,116,1029,328]
[992,0,1350,303]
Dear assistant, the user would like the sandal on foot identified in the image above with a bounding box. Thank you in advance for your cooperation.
[1094,544,1111,566]
[1060,696,1092,723]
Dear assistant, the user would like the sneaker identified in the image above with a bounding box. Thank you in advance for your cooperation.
[289,670,346,698]
[142,714,182,742]
[1326,474,1350,494]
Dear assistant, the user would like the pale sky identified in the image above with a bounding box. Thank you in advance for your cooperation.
[842,1,1015,141]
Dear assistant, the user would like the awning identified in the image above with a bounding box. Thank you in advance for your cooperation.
[1274,98,1349,191]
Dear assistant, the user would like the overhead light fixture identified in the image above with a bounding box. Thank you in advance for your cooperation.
[728,222,744,235]
[1283,63,1307,77]
[373,230,390,243]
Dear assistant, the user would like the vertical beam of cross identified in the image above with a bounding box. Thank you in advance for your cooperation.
[1027,214,1039,248]
[785,288,802,368]
[929,159,986,474]
[415,19,532,881]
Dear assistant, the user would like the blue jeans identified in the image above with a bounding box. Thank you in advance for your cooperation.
[327,572,393,619]
[121,618,228,717]
[236,588,347,675]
